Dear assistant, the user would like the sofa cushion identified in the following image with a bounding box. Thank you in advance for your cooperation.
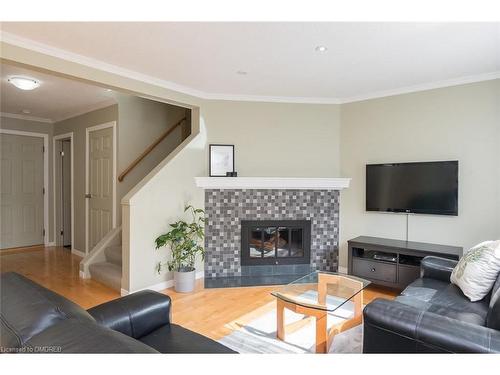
[25,319,157,353]
[0,272,94,348]
[450,240,500,302]
[486,274,500,330]
[139,323,236,353]
[397,277,489,326]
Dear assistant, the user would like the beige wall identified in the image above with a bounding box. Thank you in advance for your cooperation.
[203,101,341,176]
[54,105,118,252]
[339,79,500,269]
[0,116,55,244]
[125,128,205,291]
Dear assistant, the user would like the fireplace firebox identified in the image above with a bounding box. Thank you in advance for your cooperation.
[241,220,311,266]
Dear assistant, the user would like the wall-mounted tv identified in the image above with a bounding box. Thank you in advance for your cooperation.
[366,161,458,216]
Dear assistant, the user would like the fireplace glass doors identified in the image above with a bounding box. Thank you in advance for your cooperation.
[241,220,311,266]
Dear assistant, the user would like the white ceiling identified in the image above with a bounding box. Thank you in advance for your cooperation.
[1,22,499,103]
[0,63,116,122]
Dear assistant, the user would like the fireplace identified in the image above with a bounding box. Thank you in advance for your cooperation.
[241,220,311,266]
[200,183,345,281]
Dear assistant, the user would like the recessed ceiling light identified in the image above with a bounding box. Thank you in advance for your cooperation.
[105,88,112,92]
[315,45,328,53]
[236,70,248,75]
[22,109,31,114]
[8,76,40,91]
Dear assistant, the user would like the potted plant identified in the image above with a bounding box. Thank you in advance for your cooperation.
[155,205,205,293]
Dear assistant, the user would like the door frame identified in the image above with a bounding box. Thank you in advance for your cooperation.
[0,129,49,246]
[53,132,76,254]
[85,121,117,254]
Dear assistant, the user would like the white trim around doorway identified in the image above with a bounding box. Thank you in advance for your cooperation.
[85,121,117,254]
[0,129,49,246]
[53,132,75,255]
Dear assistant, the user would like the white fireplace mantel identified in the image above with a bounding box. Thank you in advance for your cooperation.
[195,177,351,190]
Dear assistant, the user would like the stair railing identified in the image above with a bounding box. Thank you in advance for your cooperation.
[118,117,186,182]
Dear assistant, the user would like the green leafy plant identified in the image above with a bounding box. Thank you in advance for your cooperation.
[155,205,205,273]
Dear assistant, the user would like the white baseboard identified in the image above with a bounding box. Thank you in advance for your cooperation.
[338,266,348,274]
[46,241,56,247]
[72,249,86,257]
[121,271,205,296]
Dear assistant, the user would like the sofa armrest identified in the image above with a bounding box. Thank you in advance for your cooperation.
[363,299,500,353]
[420,256,458,282]
[87,290,171,339]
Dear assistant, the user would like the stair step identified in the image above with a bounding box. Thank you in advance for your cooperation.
[104,245,122,266]
[89,262,122,291]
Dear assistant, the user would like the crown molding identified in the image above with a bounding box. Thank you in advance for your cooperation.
[1,30,499,105]
[338,71,500,103]
[202,92,341,104]
[0,101,116,125]
[0,111,53,123]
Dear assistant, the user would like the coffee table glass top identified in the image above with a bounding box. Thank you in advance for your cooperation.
[271,271,371,312]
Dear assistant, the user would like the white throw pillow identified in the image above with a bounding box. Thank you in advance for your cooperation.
[450,240,500,302]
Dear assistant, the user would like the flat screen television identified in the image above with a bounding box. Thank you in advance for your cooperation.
[366,161,458,216]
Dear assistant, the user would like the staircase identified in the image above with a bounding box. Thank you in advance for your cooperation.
[79,226,122,292]
[88,244,122,291]
[80,113,189,293]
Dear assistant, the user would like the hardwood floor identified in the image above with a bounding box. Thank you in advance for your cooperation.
[0,246,399,340]
[0,245,119,309]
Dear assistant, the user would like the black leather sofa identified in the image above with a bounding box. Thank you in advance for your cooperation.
[0,272,236,353]
[363,256,500,353]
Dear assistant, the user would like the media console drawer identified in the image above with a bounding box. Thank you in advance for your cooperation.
[352,257,397,283]
[348,236,462,289]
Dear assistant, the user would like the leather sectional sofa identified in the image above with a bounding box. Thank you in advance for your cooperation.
[0,272,235,353]
[363,256,500,353]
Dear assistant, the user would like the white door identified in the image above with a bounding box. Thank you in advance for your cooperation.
[87,126,114,251]
[0,134,44,249]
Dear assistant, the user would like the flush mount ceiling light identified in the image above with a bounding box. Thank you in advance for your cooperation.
[236,70,248,75]
[8,76,40,90]
[315,45,328,53]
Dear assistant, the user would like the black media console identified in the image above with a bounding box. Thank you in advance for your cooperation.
[347,236,462,289]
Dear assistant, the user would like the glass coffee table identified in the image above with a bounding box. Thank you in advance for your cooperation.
[271,271,370,353]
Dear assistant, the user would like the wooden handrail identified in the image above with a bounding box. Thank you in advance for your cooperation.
[118,117,186,182]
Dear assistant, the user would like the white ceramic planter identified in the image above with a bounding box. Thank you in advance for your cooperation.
[174,269,196,293]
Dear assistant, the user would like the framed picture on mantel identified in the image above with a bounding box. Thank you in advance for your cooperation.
[209,144,235,177]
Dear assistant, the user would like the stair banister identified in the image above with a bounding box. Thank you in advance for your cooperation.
[118,117,186,182]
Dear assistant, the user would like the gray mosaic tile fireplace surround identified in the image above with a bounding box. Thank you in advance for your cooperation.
[203,188,340,287]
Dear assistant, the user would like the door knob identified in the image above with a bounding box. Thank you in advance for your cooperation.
[85,194,92,199]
